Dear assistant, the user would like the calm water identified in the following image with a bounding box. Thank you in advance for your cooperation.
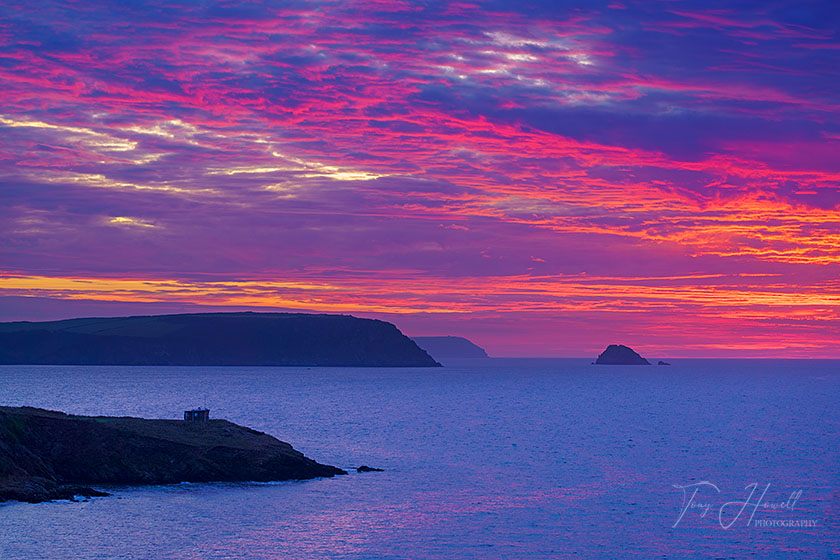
[0,359,838,559]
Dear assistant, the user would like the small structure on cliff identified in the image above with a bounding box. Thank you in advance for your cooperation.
[0,405,347,503]
[184,408,209,422]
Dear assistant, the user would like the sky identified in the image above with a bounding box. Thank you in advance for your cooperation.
[1,1,840,357]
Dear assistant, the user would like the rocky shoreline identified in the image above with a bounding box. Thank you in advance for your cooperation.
[0,406,346,504]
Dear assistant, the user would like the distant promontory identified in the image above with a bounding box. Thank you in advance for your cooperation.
[594,344,651,365]
[411,336,489,360]
[0,312,441,367]
[0,406,346,503]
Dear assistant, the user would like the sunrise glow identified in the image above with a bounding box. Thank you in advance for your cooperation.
[2,2,839,356]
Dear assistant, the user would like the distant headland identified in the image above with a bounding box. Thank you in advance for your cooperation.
[0,312,441,367]
[0,406,346,503]
[412,336,489,360]
[594,344,651,365]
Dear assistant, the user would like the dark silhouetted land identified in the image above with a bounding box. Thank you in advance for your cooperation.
[0,312,440,367]
[594,344,651,365]
[0,406,346,503]
[412,336,489,360]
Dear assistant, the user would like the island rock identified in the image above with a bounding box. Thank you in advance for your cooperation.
[0,406,346,503]
[594,344,651,365]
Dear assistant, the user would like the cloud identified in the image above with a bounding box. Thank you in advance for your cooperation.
[1,0,839,355]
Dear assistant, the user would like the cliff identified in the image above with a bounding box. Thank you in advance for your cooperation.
[0,406,346,503]
[594,344,651,365]
[0,312,440,367]
[411,336,489,360]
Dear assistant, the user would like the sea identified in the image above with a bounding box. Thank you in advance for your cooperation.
[0,359,838,559]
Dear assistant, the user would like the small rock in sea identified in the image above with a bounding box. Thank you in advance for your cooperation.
[356,465,384,473]
[657,360,671,366]
[594,344,650,365]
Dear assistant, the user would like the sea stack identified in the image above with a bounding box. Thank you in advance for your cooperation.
[594,344,651,365]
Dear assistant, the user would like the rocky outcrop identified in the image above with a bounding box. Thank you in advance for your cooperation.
[0,406,346,503]
[0,312,441,367]
[356,465,384,473]
[594,344,651,365]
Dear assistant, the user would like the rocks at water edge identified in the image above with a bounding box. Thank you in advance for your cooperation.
[0,406,346,503]
[658,360,671,366]
[356,465,384,473]
[594,344,651,365]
